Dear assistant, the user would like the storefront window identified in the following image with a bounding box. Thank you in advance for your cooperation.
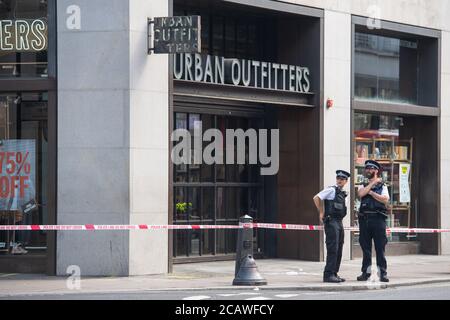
[0,92,48,255]
[174,0,273,61]
[353,113,415,243]
[0,0,49,78]
[355,32,418,105]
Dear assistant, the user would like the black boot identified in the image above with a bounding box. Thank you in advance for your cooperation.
[380,275,389,282]
[336,275,346,282]
[324,275,341,283]
[357,273,371,281]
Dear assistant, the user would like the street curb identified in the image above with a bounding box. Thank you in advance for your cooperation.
[1,278,450,298]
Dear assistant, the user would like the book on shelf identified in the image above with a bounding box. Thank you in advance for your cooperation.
[395,146,409,160]
[355,144,369,164]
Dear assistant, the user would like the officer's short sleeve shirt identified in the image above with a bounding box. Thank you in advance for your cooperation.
[382,185,390,200]
[315,187,335,201]
[316,186,350,206]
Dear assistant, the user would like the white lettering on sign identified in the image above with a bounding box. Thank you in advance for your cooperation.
[0,20,14,50]
[0,19,47,52]
[15,20,29,51]
[153,16,200,54]
[31,20,46,50]
[174,53,311,93]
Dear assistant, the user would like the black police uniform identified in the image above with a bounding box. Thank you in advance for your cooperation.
[358,161,389,281]
[323,185,348,280]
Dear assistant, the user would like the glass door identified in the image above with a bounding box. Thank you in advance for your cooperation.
[172,111,265,260]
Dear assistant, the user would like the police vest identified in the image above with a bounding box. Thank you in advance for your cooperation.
[324,186,347,219]
[359,183,388,217]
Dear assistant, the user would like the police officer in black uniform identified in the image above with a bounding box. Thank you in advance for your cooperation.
[357,160,390,283]
[313,170,350,283]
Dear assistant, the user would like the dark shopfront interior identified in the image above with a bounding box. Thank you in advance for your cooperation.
[171,0,324,263]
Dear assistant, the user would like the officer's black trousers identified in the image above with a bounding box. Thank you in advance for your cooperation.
[358,214,388,276]
[324,218,344,278]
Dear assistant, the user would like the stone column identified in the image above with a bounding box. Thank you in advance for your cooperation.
[128,0,169,275]
[322,10,352,261]
[440,30,450,254]
[56,0,169,276]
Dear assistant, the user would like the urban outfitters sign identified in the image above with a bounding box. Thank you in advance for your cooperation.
[150,16,201,54]
[0,19,48,52]
[174,53,311,93]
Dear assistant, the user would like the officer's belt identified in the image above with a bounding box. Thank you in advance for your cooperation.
[324,215,343,221]
[359,211,386,218]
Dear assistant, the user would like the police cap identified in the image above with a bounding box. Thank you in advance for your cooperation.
[365,160,381,170]
[336,170,351,179]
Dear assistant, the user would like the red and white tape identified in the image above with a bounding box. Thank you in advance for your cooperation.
[0,223,449,233]
[252,223,323,231]
[253,223,450,234]
[0,224,247,231]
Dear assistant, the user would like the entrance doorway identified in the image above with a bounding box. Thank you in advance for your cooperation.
[172,109,266,262]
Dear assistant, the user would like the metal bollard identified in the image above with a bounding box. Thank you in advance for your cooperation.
[232,215,267,286]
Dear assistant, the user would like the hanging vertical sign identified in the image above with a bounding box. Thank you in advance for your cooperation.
[399,163,411,203]
[0,140,36,211]
[148,16,201,54]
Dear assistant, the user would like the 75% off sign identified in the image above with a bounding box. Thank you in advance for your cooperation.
[0,140,36,211]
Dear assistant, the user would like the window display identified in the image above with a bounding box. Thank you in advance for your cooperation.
[353,113,415,242]
[0,93,48,255]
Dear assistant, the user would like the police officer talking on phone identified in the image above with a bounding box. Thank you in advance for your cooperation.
[357,160,390,283]
[313,170,350,283]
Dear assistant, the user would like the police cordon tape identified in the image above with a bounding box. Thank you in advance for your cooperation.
[1,223,450,233]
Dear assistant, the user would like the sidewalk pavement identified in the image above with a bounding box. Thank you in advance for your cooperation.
[1,255,450,297]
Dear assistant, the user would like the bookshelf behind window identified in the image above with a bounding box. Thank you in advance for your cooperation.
[354,137,414,241]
